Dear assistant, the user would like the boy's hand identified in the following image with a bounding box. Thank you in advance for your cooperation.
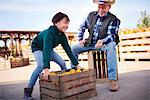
[43,68,49,81]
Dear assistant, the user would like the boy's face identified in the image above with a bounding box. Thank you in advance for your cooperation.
[98,4,110,17]
[55,17,69,32]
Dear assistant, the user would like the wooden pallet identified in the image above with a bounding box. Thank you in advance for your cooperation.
[39,69,97,100]
[118,32,150,62]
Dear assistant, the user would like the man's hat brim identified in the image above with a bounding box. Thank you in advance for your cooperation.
[93,0,115,5]
[97,2,111,5]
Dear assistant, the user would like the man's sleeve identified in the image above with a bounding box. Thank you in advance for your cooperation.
[78,18,89,41]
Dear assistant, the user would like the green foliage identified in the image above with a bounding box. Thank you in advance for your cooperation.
[137,10,150,28]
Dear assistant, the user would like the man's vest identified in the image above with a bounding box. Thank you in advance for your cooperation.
[84,11,120,46]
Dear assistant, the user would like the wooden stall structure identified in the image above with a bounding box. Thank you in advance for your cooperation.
[39,69,97,100]
[0,30,39,68]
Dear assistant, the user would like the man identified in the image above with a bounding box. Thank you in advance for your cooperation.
[71,0,120,91]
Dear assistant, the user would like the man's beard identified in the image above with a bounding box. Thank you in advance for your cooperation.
[98,11,106,16]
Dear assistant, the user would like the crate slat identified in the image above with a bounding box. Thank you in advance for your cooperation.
[119,46,150,52]
[40,87,60,98]
[120,52,150,59]
[119,38,150,46]
[119,32,150,39]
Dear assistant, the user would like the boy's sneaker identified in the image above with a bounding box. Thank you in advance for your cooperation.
[72,67,78,70]
[24,87,33,100]
[65,67,77,72]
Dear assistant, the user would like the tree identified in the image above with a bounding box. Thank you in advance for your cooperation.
[137,10,150,28]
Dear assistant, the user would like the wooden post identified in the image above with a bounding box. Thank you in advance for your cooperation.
[88,51,94,69]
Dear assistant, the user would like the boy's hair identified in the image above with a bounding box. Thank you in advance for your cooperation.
[52,12,70,24]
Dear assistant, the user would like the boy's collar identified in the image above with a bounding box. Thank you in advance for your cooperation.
[52,25,64,34]
[49,25,61,33]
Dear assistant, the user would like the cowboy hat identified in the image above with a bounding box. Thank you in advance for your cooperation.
[93,0,115,5]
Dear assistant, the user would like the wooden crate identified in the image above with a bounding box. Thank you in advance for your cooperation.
[88,51,108,79]
[88,51,118,80]
[10,57,23,68]
[10,57,29,68]
[39,69,97,100]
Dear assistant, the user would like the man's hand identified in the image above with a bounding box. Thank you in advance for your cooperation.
[95,40,103,49]
[79,40,85,47]
[43,68,49,81]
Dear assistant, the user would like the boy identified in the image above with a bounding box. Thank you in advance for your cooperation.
[24,12,80,99]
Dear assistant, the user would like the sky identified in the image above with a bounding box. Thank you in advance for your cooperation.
[0,0,150,32]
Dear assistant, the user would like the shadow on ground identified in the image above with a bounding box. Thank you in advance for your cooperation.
[0,70,150,100]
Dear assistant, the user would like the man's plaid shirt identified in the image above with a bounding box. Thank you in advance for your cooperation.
[78,12,120,45]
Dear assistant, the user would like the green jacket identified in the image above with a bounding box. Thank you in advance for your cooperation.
[31,25,78,69]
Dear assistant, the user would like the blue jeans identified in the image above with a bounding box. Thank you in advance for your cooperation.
[71,42,117,80]
[28,50,67,88]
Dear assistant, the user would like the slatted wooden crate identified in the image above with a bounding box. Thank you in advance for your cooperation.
[118,32,150,62]
[39,69,97,100]
[88,51,118,80]
[10,57,29,68]
[88,51,108,79]
[10,57,23,68]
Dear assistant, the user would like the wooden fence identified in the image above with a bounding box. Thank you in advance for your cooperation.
[118,32,150,62]
[1,32,150,70]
